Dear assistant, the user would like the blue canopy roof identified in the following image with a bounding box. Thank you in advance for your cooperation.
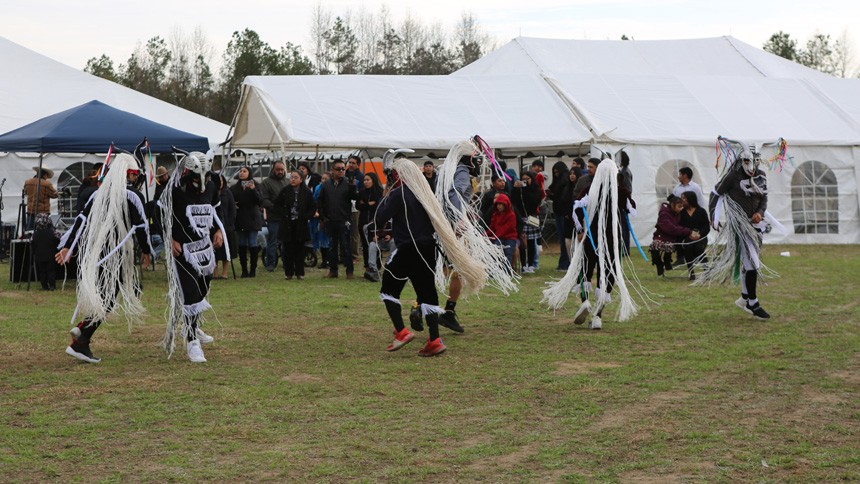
[0,100,210,154]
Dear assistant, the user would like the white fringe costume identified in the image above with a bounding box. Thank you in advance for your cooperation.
[158,152,228,358]
[693,137,784,291]
[59,153,153,329]
[433,140,519,296]
[542,160,639,322]
[388,158,487,297]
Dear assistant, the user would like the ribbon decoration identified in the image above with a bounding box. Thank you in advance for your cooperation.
[768,138,790,173]
[472,134,512,181]
[582,208,597,252]
[145,140,157,186]
[98,145,114,181]
[625,213,648,261]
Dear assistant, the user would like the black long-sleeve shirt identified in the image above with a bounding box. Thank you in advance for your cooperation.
[709,169,768,221]
[374,184,435,249]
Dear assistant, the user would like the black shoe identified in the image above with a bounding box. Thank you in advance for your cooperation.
[440,310,465,333]
[409,302,424,332]
[65,342,101,363]
[746,302,770,320]
[688,272,696,281]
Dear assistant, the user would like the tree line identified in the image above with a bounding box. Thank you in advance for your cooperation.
[762,30,857,78]
[83,6,494,125]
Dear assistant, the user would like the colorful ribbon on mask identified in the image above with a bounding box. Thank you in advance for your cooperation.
[473,134,511,181]
[98,145,113,181]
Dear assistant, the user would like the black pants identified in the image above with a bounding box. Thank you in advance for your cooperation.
[282,239,306,277]
[651,250,674,276]
[380,242,440,340]
[682,239,707,275]
[583,237,617,296]
[36,260,56,289]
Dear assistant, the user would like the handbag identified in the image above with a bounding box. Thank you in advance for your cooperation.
[526,215,540,228]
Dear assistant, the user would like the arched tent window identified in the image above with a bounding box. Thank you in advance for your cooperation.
[791,161,838,234]
[655,159,697,203]
[57,161,96,220]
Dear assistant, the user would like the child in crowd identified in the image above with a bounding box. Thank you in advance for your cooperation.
[487,193,518,271]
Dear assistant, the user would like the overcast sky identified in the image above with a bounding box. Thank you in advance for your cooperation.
[3,0,858,72]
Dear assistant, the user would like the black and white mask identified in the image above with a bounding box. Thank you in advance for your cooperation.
[180,152,212,193]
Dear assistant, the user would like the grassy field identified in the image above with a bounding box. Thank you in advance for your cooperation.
[1,244,859,483]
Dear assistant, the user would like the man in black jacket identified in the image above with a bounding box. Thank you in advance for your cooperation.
[317,160,358,278]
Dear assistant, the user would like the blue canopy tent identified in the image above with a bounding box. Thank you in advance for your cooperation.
[0,100,210,288]
[0,99,210,154]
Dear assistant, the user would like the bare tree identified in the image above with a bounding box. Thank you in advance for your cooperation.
[832,30,857,78]
[310,2,334,74]
[454,11,489,68]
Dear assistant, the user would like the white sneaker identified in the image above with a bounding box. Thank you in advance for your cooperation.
[524,266,535,273]
[196,328,214,344]
[187,339,207,363]
[589,316,602,330]
[573,300,591,325]
[735,297,752,314]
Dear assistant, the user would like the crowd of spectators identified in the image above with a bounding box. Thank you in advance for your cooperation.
[24,152,713,287]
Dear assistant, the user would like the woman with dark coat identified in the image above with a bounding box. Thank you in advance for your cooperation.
[230,166,264,277]
[275,170,317,280]
[31,213,58,290]
[679,190,710,281]
[356,172,383,271]
[214,174,237,279]
[547,161,571,270]
[649,195,693,277]
[511,171,543,273]
[557,166,581,263]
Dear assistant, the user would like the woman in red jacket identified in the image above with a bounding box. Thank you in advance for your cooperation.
[649,195,699,277]
[487,193,518,271]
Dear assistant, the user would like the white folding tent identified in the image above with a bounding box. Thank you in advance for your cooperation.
[0,36,229,225]
[455,37,860,243]
[229,74,593,154]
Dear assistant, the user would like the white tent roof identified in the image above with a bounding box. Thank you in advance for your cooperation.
[455,36,833,80]
[230,74,593,152]
[0,37,228,147]
[455,37,860,146]
[547,73,860,146]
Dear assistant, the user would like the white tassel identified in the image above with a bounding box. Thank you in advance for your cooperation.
[420,304,446,316]
[693,196,777,288]
[432,140,519,296]
[73,154,146,331]
[542,161,644,322]
[391,158,488,298]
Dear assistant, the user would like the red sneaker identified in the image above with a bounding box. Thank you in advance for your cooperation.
[418,337,447,357]
[386,328,415,352]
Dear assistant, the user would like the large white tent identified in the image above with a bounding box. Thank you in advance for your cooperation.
[454,37,860,244]
[229,36,860,244]
[229,74,593,153]
[0,37,229,226]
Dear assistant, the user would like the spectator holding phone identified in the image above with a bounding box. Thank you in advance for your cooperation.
[231,166,263,277]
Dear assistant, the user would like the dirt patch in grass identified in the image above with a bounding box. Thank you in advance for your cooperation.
[592,391,692,431]
[554,361,621,376]
[282,372,325,383]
